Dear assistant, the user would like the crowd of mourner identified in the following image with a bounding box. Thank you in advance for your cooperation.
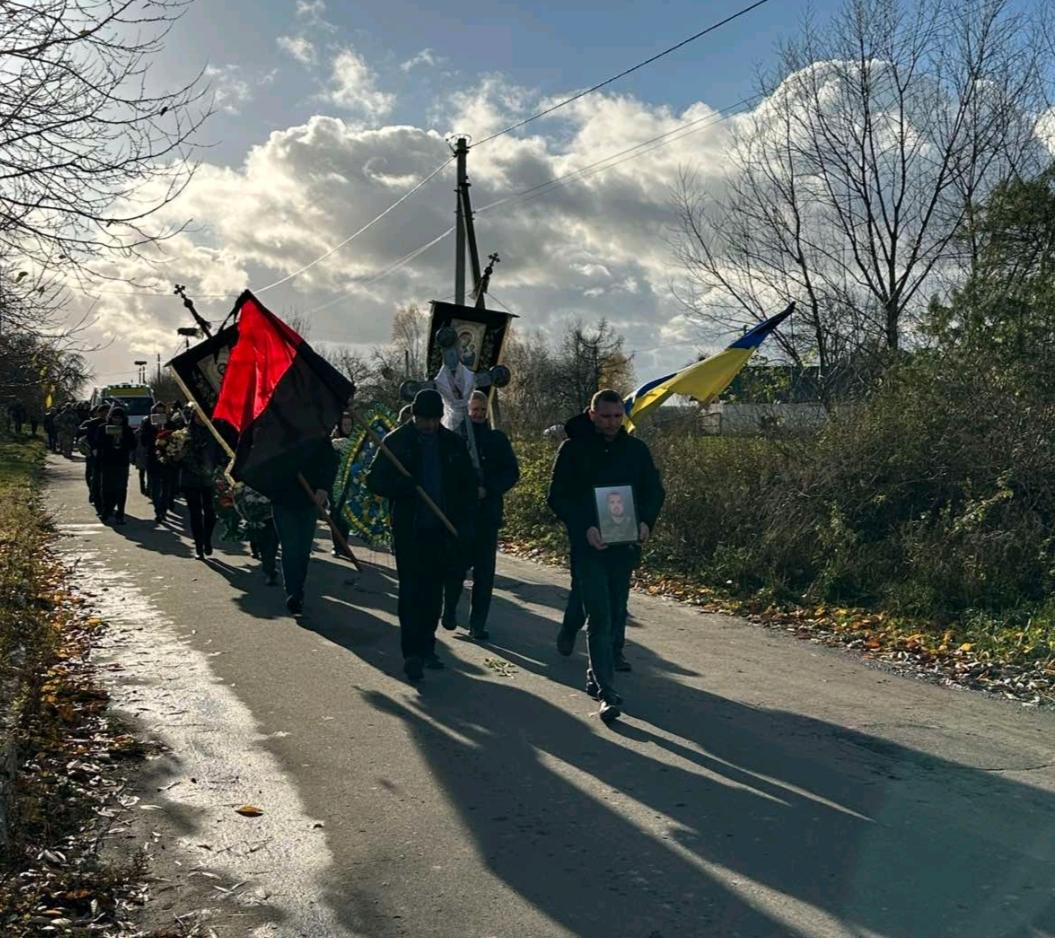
[39,386,665,724]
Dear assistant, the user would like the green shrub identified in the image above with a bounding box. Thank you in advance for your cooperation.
[504,350,1055,634]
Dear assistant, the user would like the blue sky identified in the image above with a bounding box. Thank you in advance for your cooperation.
[80,0,851,383]
[163,0,835,166]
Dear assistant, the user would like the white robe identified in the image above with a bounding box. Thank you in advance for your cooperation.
[433,363,475,433]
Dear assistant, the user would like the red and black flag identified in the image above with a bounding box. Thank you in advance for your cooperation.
[212,290,354,499]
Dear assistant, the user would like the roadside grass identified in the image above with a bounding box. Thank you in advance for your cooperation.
[0,433,149,934]
[504,435,1055,705]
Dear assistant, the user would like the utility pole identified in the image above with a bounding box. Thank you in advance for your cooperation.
[156,353,161,384]
[453,137,468,306]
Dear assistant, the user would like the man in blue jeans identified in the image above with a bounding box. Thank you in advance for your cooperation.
[547,389,665,725]
[270,438,337,616]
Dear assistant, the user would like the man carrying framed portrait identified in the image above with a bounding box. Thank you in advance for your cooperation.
[547,388,665,725]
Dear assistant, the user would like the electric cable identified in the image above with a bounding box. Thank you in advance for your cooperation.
[253,155,454,294]
[472,0,772,147]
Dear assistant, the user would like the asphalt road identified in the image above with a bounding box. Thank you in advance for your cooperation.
[47,454,1055,938]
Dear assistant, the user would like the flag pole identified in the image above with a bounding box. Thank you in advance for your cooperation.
[171,370,364,571]
[360,421,459,538]
[297,473,363,572]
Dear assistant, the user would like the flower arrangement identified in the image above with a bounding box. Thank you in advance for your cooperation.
[156,428,189,464]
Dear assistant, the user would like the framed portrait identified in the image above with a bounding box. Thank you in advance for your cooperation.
[449,318,487,371]
[594,484,639,545]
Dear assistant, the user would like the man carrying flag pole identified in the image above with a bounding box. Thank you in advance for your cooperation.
[208,291,356,617]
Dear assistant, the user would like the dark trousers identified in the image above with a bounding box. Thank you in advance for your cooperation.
[562,547,630,654]
[149,466,177,519]
[86,457,100,505]
[98,466,128,520]
[579,548,635,696]
[249,523,279,577]
[443,523,498,632]
[272,503,318,603]
[183,487,216,553]
[395,528,450,660]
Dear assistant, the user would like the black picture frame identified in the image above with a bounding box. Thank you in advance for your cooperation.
[425,301,516,377]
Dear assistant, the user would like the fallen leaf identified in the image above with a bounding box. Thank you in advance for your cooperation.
[235,804,263,817]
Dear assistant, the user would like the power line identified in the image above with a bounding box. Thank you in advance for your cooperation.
[299,94,757,324]
[253,156,454,294]
[305,226,456,315]
[475,96,757,217]
[472,0,773,148]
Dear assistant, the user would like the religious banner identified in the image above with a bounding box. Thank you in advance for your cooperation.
[331,404,397,546]
[425,301,515,377]
[167,324,239,417]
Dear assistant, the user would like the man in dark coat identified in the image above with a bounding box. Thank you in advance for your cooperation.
[96,406,137,524]
[78,403,109,508]
[268,438,337,616]
[367,389,476,683]
[441,390,519,640]
[547,388,665,724]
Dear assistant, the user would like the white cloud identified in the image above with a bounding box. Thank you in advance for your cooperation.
[401,48,444,73]
[68,85,749,382]
[327,48,395,120]
[277,35,317,66]
[205,64,252,115]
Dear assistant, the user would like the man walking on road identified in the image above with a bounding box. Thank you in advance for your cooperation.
[548,389,665,724]
[442,390,520,641]
[367,389,476,683]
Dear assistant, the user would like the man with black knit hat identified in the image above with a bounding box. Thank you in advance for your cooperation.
[367,388,476,683]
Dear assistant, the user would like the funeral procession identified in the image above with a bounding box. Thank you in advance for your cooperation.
[2,0,1055,936]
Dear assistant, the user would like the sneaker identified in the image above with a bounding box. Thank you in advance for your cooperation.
[586,678,621,706]
[556,629,577,657]
[403,656,424,683]
[469,627,490,642]
[114,515,127,526]
[203,542,213,557]
[424,652,445,670]
[440,618,457,632]
[614,653,632,672]
[286,595,303,616]
[599,698,622,726]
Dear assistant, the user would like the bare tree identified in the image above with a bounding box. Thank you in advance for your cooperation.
[673,0,1052,398]
[390,304,429,377]
[0,0,209,283]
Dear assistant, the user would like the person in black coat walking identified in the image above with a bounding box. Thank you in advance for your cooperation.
[96,406,137,524]
[547,389,665,724]
[441,390,519,640]
[180,409,222,559]
[366,389,477,683]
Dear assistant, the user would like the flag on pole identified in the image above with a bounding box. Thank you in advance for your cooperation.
[624,303,794,430]
[212,290,354,498]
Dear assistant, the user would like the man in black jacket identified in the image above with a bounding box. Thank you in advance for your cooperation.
[78,402,110,509]
[96,406,138,524]
[367,389,476,683]
[547,389,665,724]
[442,390,520,641]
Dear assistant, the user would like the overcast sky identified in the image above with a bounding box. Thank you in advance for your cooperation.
[77,0,845,388]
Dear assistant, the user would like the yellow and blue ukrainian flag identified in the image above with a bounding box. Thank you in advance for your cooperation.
[624,303,794,431]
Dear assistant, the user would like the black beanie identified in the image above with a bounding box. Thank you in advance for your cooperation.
[412,388,444,418]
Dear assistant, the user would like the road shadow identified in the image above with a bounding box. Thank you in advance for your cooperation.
[347,639,1055,938]
[298,557,1055,937]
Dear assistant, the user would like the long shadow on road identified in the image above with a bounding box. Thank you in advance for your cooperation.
[252,554,1055,937]
[168,528,1055,937]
